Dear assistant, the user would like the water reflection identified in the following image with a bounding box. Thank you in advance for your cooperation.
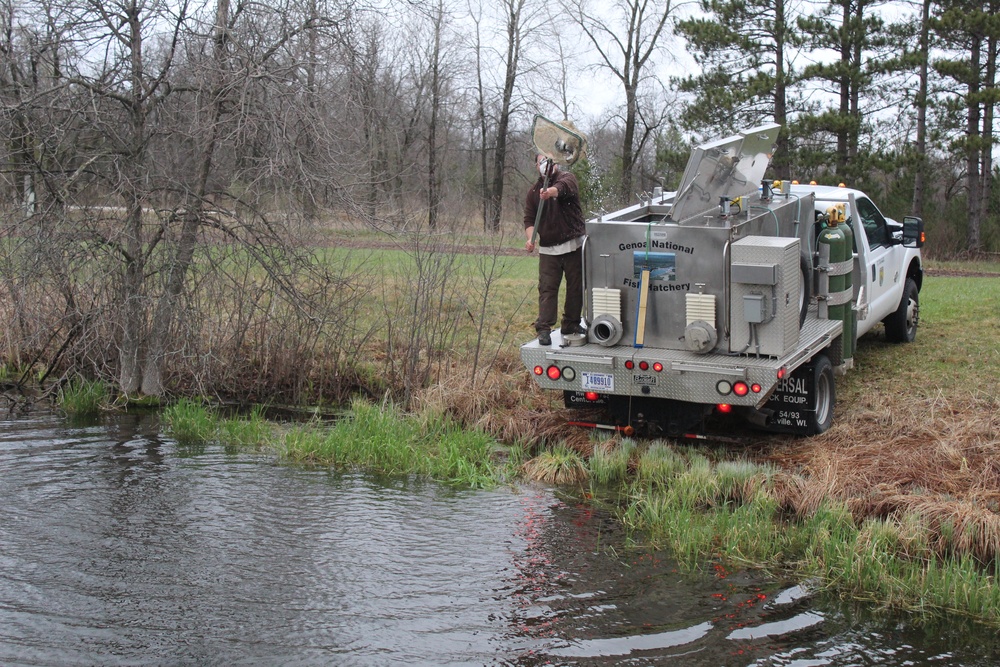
[0,412,997,666]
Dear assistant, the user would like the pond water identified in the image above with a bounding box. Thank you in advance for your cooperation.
[1,412,997,666]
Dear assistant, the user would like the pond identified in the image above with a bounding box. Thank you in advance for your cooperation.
[1,412,996,666]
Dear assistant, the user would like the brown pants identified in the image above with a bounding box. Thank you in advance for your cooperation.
[536,247,583,333]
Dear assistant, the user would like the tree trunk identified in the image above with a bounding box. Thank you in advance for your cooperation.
[118,0,149,395]
[119,204,146,395]
[848,0,864,164]
[473,19,490,232]
[140,0,229,395]
[979,30,996,239]
[488,1,522,232]
[621,82,637,202]
[912,0,930,218]
[966,35,982,252]
[427,1,442,230]
[836,0,850,174]
[772,0,790,180]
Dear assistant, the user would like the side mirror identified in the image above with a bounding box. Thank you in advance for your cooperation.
[903,216,924,248]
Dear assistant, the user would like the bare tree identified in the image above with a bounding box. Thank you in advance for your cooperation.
[480,0,540,232]
[564,0,676,203]
[427,0,445,229]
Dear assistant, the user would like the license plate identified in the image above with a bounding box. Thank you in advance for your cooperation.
[581,372,614,391]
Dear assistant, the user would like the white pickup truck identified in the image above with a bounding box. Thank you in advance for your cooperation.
[520,125,924,437]
[799,183,922,345]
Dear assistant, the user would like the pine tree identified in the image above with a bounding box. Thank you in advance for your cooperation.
[674,0,800,178]
[931,0,1000,252]
[794,0,896,182]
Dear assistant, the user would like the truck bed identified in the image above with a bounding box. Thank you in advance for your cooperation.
[521,309,842,407]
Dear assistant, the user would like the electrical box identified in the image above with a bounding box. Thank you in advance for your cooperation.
[743,294,766,323]
[729,236,801,356]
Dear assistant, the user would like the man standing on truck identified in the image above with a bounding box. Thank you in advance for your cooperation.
[524,152,587,346]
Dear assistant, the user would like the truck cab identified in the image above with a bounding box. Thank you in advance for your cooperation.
[794,184,924,346]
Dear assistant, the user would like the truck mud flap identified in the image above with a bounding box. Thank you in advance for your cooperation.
[761,356,832,435]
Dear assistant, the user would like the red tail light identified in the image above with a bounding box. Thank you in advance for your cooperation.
[546,365,561,380]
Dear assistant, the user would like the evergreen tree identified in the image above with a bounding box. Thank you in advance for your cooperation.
[931,0,1000,252]
[674,0,800,178]
[794,0,896,182]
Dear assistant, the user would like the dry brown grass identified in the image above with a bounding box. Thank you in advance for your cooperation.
[761,391,1000,562]
[414,349,601,455]
[415,310,1000,566]
[521,447,589,485]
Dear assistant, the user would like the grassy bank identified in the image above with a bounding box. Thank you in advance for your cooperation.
[575,271,1000,624]
[603,442,1000,624]
[53,260,1000,627]
[160,396,521,489]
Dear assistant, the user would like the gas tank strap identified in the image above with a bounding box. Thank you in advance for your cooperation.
[818,258,854,276]
[825,286,854,307]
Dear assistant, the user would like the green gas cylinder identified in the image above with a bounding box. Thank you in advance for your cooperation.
[839,220,857,358]
[817,217,853,363]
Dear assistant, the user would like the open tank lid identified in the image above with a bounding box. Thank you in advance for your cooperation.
[668,123,780,224]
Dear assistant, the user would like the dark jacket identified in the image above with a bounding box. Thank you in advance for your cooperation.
[523,168,585,247]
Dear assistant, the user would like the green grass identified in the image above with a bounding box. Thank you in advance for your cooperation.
[57,377,108,417]
[634,441,688,486]
[219,405,273,450]
[839,275,1000,400]
[162,398,217,443]
[588,438,635,485]
[310,243,539,359]
[924,258,1000,275]
[522,445,588,485]
[615,444,1000,626]
[280,399,507,488]
[160,396,507,488]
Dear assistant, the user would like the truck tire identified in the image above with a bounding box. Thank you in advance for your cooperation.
[807,354,835,435]
[883,278,919,343]
[761,353,835,435]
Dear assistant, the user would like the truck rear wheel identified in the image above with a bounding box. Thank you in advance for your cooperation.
[883,278,919,343]
[760,353,835,435]
[808,354,835,435]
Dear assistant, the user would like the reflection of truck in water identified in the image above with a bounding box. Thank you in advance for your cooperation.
[520,124,924,437]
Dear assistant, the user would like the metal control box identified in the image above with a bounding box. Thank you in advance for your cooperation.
[729,236,801,356]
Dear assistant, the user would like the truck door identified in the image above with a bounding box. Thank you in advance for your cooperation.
[852,197,901,322]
